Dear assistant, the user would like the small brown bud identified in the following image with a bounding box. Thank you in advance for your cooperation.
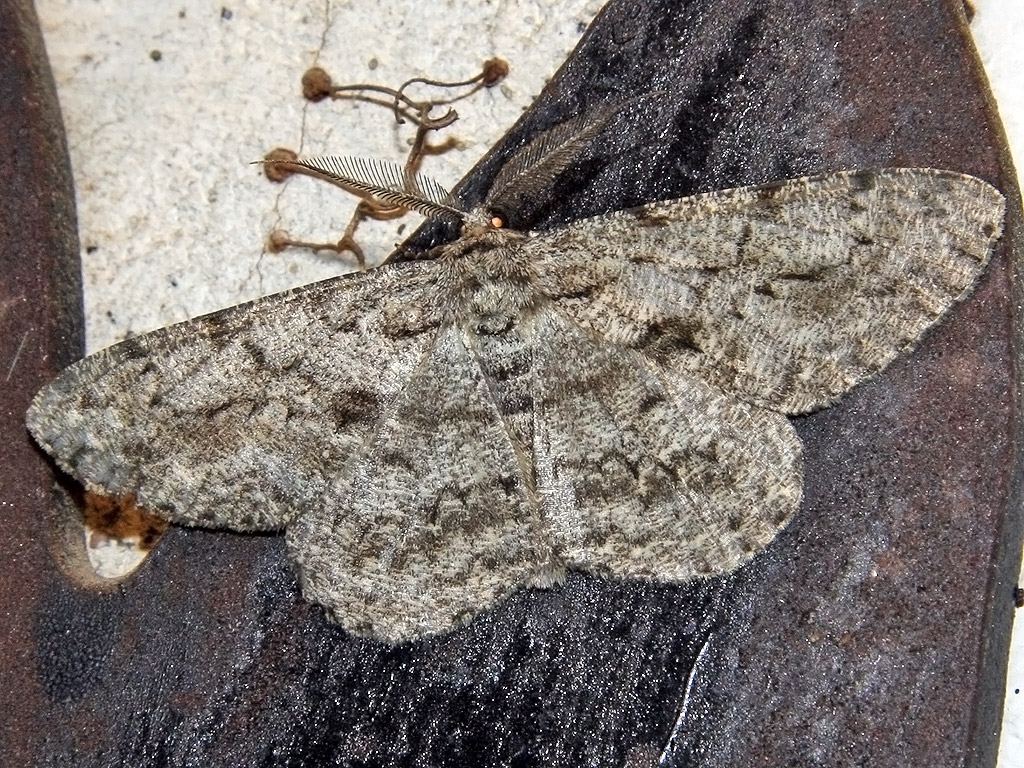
[302,66,334,102]
[262,148,299,182]
[481,57,510,87]
[267,230,292,253]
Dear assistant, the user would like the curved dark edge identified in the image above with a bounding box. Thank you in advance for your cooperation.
[389,1,1024,764]
[0,0,83,763]
[967,2,1024,762]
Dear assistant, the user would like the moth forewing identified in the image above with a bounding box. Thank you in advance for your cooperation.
[528,168,1004,415]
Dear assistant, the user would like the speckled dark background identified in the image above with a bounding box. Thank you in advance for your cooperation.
[2,0,1020,766]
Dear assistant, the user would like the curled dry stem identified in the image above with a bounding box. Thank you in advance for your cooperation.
[272,58,509,265]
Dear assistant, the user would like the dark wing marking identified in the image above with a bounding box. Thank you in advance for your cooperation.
[28,260,448,531]
[530,169,1004,414]
[531,308,802,579]
[285,325,551,640]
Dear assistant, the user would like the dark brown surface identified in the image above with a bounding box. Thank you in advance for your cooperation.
[2,0,1020,766]
[0,0,84,764]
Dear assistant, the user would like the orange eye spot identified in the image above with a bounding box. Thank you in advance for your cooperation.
[491,216,504,229]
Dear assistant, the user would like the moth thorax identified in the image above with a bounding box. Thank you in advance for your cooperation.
[452,264,536,336]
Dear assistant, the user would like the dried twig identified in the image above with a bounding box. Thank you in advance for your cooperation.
[265,58,509,266]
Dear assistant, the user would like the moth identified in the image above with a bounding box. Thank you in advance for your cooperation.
[27,114,1005,643]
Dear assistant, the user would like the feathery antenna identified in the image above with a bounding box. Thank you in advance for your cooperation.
[485,107,619,214]
[262,156,467,222]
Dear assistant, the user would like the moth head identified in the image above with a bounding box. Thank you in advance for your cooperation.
[459,206,513,238]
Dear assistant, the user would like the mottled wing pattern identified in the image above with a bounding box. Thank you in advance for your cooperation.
[25,164,1005,643]
[286,326,551,641]
[530,308,802,580]
[27,260,448,531]
[530,169,1004,414]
